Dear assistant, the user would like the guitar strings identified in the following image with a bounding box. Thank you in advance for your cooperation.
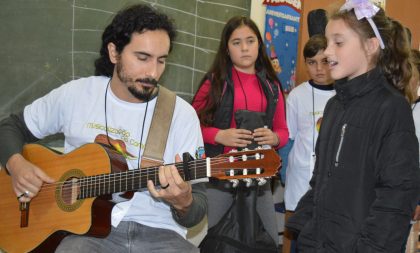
[21,153,271,203]
[16,159,210,203]
[31,154,259,193]
[29,153,265,193]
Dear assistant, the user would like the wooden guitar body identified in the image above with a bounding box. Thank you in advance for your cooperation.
[0,143,127,253]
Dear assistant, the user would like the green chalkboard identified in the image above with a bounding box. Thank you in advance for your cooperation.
[0,0,251,120]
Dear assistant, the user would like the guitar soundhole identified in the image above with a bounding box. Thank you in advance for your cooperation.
[56,169,85,212]
[61,178,79,205]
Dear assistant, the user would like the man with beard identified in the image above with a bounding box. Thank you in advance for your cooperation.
[0,4,206,253]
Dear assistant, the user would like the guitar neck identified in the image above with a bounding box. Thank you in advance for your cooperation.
[77,161,205,199]
[75,148,279,200]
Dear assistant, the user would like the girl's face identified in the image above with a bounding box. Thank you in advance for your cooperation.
[227,25,259,74]
[324,19,371,80]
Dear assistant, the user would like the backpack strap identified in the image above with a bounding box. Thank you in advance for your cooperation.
[141,86,176,168]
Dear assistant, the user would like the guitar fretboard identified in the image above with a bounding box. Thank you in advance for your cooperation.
[62,150,274,200]
[76,162,203,199]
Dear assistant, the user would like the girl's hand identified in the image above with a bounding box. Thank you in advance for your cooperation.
[215,128,253,147]
[253,127,279,147]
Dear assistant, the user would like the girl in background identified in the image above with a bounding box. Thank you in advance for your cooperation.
[286,0,420,252]
[192,16,288,252]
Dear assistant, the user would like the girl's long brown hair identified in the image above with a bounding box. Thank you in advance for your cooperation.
[193,16,281,126]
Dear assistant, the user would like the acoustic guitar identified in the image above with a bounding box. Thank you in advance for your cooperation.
[0,143,280,253]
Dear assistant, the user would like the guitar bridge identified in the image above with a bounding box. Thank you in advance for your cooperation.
[19,201,30,227]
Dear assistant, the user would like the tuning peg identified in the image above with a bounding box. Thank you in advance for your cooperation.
[229,156,235,163]
[242,154,247,161]
[229,179,239,188]
[257,178,267,186]
[229,149,238,153]
[243,178,252,187]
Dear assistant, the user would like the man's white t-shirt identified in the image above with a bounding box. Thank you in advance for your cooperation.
[24,76,204,237]
[284,81,335,211]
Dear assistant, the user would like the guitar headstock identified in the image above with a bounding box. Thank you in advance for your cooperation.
[209,148,281,181]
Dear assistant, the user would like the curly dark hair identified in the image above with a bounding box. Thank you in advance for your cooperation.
[94,4,176,77]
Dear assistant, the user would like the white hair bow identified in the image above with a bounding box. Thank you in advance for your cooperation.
[340,0,385,49]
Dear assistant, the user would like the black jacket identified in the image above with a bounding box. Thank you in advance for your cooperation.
[205,68,279,157]
[286,68,420,252]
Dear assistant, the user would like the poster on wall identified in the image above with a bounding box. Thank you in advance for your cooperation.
[263,0,302,94]
[371,0,386,9]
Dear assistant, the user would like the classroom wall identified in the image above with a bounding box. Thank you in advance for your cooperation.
[250,0,266,37]
[0,0,252,120]
[251,0,420,86]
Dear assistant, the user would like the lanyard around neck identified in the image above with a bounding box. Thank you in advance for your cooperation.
[234,68,263,111]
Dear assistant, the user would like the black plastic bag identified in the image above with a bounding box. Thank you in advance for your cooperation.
[199,182,278,253]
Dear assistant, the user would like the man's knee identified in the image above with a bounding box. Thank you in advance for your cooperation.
[55,235,96,253]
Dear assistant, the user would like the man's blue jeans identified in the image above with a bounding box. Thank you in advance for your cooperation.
[56,221,198,253]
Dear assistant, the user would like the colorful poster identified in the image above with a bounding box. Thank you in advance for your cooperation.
[263,0,302,93]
